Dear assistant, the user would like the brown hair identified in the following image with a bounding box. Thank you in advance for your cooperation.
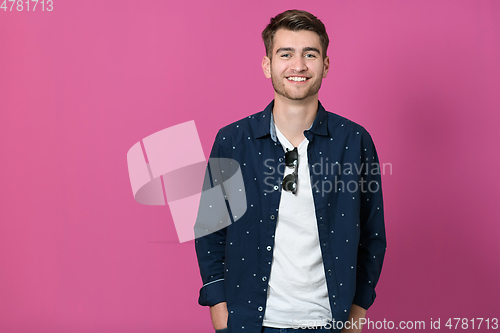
[262,9,329,59]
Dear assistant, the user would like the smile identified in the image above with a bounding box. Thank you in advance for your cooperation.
[286,76,309,82]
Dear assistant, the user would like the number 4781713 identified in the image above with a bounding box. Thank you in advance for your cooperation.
[1,0,54,11]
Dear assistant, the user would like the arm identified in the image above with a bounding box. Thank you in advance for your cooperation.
[353,130,387,309]
[210,302,229,330]
[341,304,367,333]
[194,132,230,327]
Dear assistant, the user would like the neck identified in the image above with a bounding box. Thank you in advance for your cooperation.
[272,94,318,147]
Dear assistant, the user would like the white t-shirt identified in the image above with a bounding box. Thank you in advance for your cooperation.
[262,126,331,328]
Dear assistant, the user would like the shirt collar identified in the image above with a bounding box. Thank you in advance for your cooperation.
[254,100,330,141]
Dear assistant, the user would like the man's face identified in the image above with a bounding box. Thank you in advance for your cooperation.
[262,28,329,101]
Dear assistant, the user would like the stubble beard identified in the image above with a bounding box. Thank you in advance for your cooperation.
[270,63,323,101]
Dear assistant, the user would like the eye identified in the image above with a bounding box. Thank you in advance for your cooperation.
[281,53,291,58]
[305,53,317,58]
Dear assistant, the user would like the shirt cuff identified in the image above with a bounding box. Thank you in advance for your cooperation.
[352,280,376,310]
[198,278,226,306]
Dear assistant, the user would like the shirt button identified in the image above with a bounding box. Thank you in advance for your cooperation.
[273,185,279,191]
[262,276,267,282]
[266,246,272,251]
[258,306,263,311]
[270,215,275,220]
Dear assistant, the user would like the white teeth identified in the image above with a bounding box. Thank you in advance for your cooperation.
[287,77,307,82]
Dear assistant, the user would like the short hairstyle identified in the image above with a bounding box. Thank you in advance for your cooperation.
[262,9,329,59]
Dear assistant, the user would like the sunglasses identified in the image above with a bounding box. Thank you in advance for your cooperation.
[282,147,298,194]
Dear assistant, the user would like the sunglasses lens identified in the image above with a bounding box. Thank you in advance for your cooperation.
[285,148,298,167]
[282,174,297,194]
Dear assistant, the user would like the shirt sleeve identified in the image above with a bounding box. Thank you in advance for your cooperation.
[353,130,387,310]
[194,131,228,307]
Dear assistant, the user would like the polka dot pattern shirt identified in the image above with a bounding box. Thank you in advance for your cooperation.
[194,100,387,333]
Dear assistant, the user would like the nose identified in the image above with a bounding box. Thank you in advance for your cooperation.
[291,55,307,72]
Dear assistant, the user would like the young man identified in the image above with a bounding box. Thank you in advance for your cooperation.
[195,9,386,333]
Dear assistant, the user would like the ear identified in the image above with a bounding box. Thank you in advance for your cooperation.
[322,55,330,78]
[262,56,271,79]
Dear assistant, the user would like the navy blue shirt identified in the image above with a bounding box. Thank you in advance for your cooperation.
[195,100,386,333]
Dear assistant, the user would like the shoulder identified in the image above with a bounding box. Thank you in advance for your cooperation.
[325,109,374,142]
[215,109,268,144]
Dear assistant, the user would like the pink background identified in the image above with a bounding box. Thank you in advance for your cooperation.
[1,0,499,332]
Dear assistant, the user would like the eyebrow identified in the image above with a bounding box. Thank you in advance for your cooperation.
[275,47,321,55]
